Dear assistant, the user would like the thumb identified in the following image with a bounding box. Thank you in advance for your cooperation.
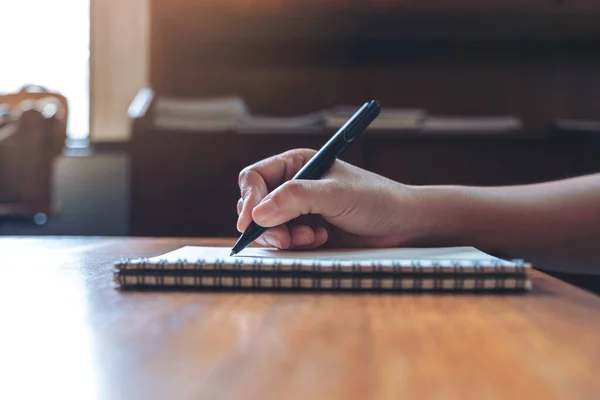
[252,179,343,227]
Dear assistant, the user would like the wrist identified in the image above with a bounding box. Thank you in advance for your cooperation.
[397,184,477,247]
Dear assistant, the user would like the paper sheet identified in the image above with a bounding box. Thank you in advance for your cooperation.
[148,246,504,263]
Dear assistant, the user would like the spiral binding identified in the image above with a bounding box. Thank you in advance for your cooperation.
[115,256,528,273]
[113,256,531,292]
[114,273,531,292]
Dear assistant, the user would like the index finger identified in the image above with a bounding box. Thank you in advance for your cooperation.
[237,149,315,232]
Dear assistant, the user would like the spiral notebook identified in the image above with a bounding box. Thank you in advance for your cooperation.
[113,246,531,292]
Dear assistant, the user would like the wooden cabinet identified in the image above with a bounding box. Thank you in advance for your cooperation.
[129,91,600,237]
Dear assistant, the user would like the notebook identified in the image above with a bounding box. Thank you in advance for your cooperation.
[113,246,531,292]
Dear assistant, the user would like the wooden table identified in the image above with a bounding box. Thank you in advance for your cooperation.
[1,237,599,399]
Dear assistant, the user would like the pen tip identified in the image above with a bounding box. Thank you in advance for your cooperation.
[230,251,235,257]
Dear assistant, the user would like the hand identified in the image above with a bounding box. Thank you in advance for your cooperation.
[236,148,433,249]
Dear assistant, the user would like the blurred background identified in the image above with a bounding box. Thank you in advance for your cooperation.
[1,0,600,246]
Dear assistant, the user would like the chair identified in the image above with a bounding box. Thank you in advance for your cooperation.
[0,85,68,223]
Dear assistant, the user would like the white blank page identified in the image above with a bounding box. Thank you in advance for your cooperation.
[148,246,505,263]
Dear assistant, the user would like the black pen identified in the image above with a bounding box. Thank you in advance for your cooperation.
[230,100,381,256]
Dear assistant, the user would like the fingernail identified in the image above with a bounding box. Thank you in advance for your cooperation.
[263,232,280,248]
[253,199,278,224]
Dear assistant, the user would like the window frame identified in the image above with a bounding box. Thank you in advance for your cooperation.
[89,0,149,143]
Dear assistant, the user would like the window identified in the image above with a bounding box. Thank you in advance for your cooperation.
[0,0,90,141]
[1,0,148,143]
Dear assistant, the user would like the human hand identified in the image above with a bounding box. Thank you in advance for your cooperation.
[236,149,433,249]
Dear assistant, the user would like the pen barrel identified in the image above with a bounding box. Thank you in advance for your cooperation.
[294,139,348,180]
[293,101,379,180]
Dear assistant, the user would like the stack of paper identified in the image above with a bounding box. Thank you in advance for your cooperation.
[153,96,249,131]
[237,113,324,133]
[421,116,522,134]
[323,106,426,131]
[150,96,523,136]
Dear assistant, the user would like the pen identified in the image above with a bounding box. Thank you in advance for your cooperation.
[231,100,381,256]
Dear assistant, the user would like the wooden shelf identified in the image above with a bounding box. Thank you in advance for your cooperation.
[128,90,600,237]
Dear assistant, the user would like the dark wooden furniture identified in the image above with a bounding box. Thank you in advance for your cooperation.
[129,89,600,238]
[129,2,600,238]
[0,236,598,399]
[151,1,600,132]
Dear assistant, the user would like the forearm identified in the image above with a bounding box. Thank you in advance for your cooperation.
[423,174,600,274]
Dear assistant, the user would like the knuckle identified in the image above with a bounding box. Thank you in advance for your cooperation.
[238,167,259,200]
[290,153,307,171]
[238,167,250,186]
[283,148,316,161]
[241,185,252,200]
[238,166,252,185]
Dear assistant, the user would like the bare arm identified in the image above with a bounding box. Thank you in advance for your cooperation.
[425,174,600,274]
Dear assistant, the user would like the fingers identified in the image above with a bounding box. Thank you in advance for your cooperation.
[237,149,316,232]
[252,179,343,228]
[238,149,316,191]
[255,225,292,249]
[288,224,328,249]
[238,197,328,249]
[237,169,268,232]
[255,224,329,250]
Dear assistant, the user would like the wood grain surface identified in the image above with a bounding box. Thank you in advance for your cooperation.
[0,237,598,400]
